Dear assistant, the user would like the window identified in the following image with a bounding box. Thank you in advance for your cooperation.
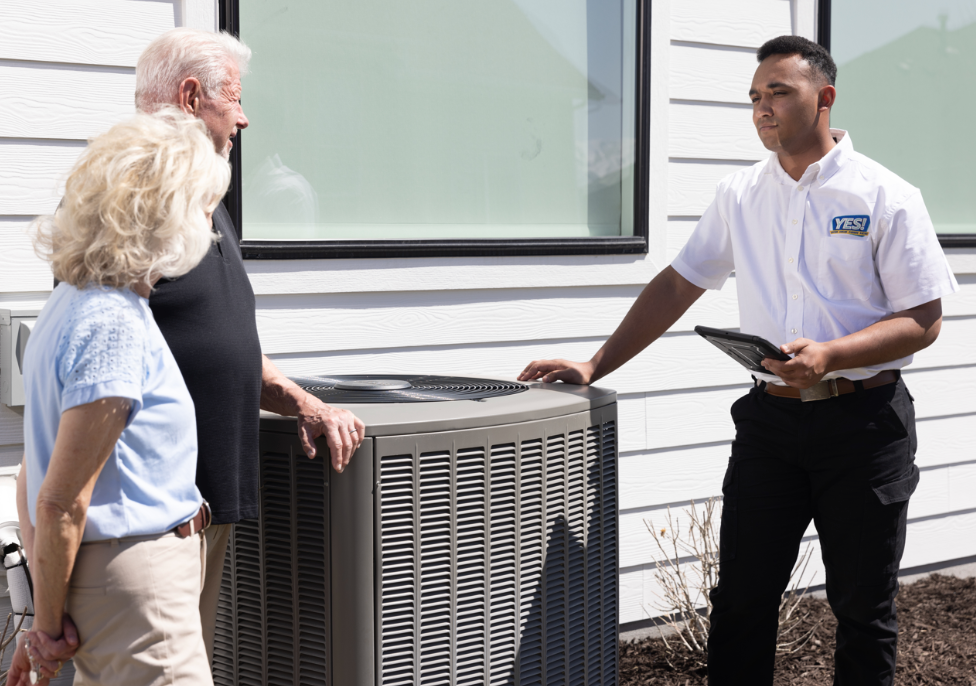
[821,0,976,247]
[221,0,650,258]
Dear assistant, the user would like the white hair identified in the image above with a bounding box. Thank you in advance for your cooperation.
[32,108,231,289]
[135,28,251,112]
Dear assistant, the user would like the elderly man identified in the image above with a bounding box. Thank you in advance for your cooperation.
[135,28,365,663]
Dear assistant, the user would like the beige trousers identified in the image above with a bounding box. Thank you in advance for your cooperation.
[199,523,232,666]
[67,532,212,686]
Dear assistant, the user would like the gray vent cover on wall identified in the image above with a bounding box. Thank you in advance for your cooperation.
[213,376,618,686]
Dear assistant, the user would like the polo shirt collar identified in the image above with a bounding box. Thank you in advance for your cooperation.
[764,128,853,185]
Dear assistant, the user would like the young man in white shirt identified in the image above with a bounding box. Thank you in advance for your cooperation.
[519,35,958,685]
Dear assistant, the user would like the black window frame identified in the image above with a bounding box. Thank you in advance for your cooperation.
[220,0,652,259]
[818,0,976,249]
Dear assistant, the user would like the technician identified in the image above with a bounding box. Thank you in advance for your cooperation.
[519,36,958,685]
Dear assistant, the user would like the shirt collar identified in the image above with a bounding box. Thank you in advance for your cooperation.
[763,128,853,185]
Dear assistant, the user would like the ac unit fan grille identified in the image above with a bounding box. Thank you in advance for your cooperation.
[290,375,528,403]
[379,419,618,685]
[215,406,618,686]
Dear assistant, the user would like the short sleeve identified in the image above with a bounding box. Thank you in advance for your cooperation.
[671,190,735,290]
[877,191,959,312]
[57,291,147,422]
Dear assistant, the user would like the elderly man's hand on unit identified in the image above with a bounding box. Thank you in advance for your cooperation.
[297,394,366,472]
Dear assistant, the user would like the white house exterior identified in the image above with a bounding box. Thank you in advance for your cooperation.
[1,0,975,632]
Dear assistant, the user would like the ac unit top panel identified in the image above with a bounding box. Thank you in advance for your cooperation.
[260,380,616,437]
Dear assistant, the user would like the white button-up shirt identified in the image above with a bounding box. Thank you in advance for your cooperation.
[672,129,959,384]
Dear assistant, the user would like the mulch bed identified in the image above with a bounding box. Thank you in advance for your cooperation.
[620,574,976,685]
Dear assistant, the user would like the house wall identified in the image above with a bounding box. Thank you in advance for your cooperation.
[1,0,974,630]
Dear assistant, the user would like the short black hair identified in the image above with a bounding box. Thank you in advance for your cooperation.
[757,35,837,86]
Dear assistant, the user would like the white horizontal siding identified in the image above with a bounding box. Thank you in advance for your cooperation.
[670,42,756,105]
[0,1,177,68]
[245,254,661,295]
[620,442,730,510]
[946,251,976,275]
[617,394,648,453]
[254,282,740,356]
[0,218,51,292]
[916,414,976,469]
[643,384,748,450]
[0,140,86,215]
[671,0,792,49]
[668,159,755,215]
[669,101,765,161]
[0,61,135,140]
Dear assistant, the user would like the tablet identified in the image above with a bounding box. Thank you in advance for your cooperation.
[694,325,791,373]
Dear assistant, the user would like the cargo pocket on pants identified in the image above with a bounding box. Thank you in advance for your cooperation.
[856,464,919,586]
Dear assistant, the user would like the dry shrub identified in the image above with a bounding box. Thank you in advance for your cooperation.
[0,608,30,686]
[644,498,822,667]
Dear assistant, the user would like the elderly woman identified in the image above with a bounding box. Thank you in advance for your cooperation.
[9,109,229,686]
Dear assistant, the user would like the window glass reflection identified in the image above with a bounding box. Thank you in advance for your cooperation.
[832,0,976,235]
[240,0,637,241]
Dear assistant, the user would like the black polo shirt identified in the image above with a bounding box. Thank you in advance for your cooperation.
[149,203,263,525]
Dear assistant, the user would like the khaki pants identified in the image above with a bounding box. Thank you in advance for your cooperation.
[200,523,232,666]
[68,532,212,686]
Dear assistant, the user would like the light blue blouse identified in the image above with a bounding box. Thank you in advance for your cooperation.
[23,283,202,541]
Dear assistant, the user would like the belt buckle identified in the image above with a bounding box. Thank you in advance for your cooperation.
[799,379,839,402]
[201,500,212,530]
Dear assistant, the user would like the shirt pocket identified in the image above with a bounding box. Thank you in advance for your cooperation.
[815,235,875,301]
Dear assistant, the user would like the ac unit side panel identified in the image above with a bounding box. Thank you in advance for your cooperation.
[215,432,352,686]
[374,403,619,686]
[330,438,377,686]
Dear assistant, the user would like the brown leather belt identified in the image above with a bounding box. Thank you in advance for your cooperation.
[760,369,900,402]
[174,502,212,538]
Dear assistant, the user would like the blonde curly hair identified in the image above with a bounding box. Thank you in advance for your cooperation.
[33,108,231,289]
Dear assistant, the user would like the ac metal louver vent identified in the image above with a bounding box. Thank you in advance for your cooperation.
[214,382,618,686]
[291,374,529,403]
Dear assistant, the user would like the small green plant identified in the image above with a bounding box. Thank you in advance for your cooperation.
[644,498,822,667]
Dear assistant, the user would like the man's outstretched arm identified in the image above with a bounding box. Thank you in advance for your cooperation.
[518,266,706,385]
[260,355,366,472]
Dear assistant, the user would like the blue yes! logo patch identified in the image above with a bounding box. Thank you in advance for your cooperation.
[830,215,870,236]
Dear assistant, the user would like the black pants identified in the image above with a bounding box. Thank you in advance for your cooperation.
[707,378,919,686]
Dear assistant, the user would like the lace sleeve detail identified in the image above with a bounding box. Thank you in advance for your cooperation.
[57,289,148,416]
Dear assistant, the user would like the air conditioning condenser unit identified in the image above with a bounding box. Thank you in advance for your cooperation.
[213,375,619,686]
